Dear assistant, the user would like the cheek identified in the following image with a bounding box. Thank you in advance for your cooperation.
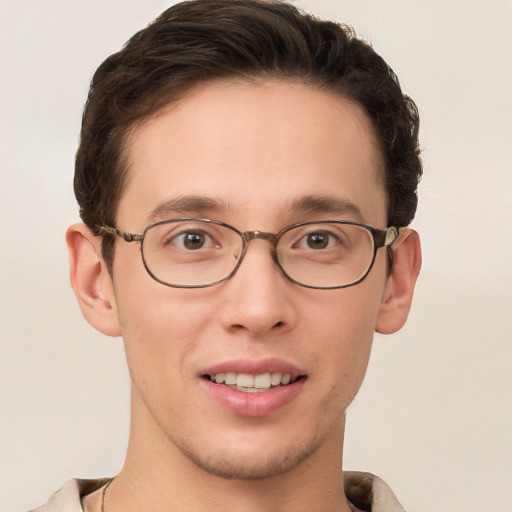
[310,281,382,343]
[306,283,383,387]
[325,309,373,386]
[112,262,213,384]
[116,289,215,424]
[113,247,206,338]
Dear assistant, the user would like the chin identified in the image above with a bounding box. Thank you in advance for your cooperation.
[176,432,323,480]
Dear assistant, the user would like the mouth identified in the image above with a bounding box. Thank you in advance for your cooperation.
[201,361,307,416]
[203,372,305,393]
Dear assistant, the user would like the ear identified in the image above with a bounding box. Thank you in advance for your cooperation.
[66,223,121,337]
[375,228,422,335]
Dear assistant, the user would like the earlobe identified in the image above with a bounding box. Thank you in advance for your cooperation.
[375,228,422,335]
[66,223,121,337]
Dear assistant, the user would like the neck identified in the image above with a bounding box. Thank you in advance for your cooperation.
[106,389,353,512]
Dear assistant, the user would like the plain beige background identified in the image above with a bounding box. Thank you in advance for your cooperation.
[1,1,511,511]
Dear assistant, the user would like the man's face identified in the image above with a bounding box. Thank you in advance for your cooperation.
[110,80,389,478]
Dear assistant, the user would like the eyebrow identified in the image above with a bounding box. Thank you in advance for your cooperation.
[147,195,231,222]
[146,194,365,224]
[288,195,365,222]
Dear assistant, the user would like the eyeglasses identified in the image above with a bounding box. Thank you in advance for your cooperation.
[99,218,399,289]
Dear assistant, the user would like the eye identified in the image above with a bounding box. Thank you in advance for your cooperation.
[173,230,214,250]
[296,230,339,250]
[305,232,329,249]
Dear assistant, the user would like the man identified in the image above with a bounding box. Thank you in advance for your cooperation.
[33,0,422,510]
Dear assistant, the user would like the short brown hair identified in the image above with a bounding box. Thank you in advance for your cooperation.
[74,0,421,271]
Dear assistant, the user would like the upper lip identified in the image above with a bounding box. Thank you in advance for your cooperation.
[201,358,305,379]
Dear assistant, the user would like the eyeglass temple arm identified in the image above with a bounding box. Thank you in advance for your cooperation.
[97,226,143,243]
[378,226,400,248]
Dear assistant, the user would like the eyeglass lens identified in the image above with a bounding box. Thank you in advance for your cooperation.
[140,219,377,288]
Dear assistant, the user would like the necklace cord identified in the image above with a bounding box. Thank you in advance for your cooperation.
[101,479,114,512]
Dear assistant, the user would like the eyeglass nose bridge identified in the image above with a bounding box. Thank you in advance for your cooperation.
[241,230,279,245]
[234,230,281,272]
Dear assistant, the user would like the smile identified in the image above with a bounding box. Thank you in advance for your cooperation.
[205,372,298,392]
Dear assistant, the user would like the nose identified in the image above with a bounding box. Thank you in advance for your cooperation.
[218,240,297,337]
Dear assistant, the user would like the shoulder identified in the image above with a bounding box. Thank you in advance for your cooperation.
[344,471,407,512]
[27,478,111,512]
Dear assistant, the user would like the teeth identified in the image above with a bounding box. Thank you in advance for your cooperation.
[254,373,271,389]
[209,372,295,390]
[236,373,254,388]
[225,372,237,385]
[271,373,282,386]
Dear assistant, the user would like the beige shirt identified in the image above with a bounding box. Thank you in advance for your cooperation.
[29,472,406,512]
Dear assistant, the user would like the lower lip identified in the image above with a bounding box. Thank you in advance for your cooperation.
[201,378,306,417]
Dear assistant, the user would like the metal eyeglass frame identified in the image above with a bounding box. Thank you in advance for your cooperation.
[98,218,399,289]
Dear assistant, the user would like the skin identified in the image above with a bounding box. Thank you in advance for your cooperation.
[68,80,421,512]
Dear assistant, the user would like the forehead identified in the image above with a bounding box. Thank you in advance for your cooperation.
[119,80,387,229]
